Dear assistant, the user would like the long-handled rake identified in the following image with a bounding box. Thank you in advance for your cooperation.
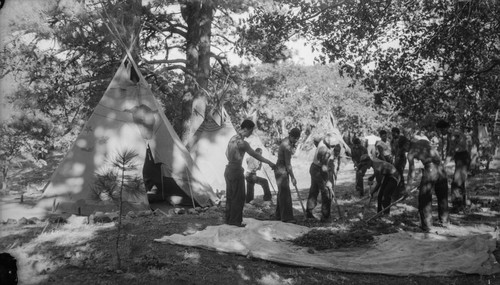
[330,172,344,221]
[365,187,418,222]
[293,184,307,217]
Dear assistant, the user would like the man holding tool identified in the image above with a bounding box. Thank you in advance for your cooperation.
[357,154,400,216]
[403,138,449,232]
[305,133,342,222]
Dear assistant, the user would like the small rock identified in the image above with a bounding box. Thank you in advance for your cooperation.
[94,216,112,223]
[174,208,186,215]
[107,212,119,221]
[126,211,135,217]
[67,215,88,225]
[29,217,40,224]
[48,216,66,224]
[18,217,29,225]
[137,210,152,217]
[6,218,17,224]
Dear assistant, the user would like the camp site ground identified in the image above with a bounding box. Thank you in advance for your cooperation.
[1,149,499,284]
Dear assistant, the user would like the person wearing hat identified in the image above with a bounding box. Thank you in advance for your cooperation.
[357,154,400,216]
[225,119,276,227]
[351,137,368,197]
[403,138,449,232]
[273,127,301,223]
[305,133,340,221]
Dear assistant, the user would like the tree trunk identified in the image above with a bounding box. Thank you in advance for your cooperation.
[180,1,214,146]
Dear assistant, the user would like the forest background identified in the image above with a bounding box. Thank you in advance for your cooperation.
[1,0,499,187]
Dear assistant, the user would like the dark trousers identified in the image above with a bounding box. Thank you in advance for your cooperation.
[306,164,332,219]
[355,168,366,196]
[224,166,246,226]
[419,162,449,231]
[274,170,294,221]
[393,157,406,200]
[245,173,272,202]
[377,176,398,214]
[451,151,470,207]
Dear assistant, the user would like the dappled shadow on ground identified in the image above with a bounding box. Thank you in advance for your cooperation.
[1,156,499,284]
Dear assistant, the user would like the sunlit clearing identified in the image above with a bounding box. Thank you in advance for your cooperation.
[236,264,250,281]
[257,272,295,285]
[34,223,108,247]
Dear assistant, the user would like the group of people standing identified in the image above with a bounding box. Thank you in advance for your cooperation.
[352,122,471,232]
[224,119,301,227]
[223,118,471,233]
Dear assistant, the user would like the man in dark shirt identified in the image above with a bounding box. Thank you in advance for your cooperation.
[245,148,272,203]
[274,127,301,223]
[225,120,275,227]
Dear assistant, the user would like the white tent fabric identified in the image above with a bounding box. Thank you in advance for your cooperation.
[188,107,236,193]
[155,218,500,276]
[189,108,276,193]
[39,57,217,214]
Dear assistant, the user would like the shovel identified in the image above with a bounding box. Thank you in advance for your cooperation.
[330,174,344,221]
[293,184,307,217]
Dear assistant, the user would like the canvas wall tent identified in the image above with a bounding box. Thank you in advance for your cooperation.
[38,57,218,215]
[188,107,236,193]
[189,107,277,193]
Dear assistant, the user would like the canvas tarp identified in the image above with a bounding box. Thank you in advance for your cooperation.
[39,57,218,215]
[155,218,500,276]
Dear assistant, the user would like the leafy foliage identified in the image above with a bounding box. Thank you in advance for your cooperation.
[227,63,398,147]
[238,0,500,131]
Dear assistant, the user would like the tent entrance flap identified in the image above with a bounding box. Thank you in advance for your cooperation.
[143,144,195,207]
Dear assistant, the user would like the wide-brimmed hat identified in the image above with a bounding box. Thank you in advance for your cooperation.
[323,134,340,148]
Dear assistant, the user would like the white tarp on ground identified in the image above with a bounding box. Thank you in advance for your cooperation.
[155,218,500,276]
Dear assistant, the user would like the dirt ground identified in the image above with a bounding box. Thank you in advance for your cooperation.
[1,153,500,285]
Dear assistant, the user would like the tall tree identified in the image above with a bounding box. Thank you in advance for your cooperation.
[237,0,500,132]
[1,0,259,146]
